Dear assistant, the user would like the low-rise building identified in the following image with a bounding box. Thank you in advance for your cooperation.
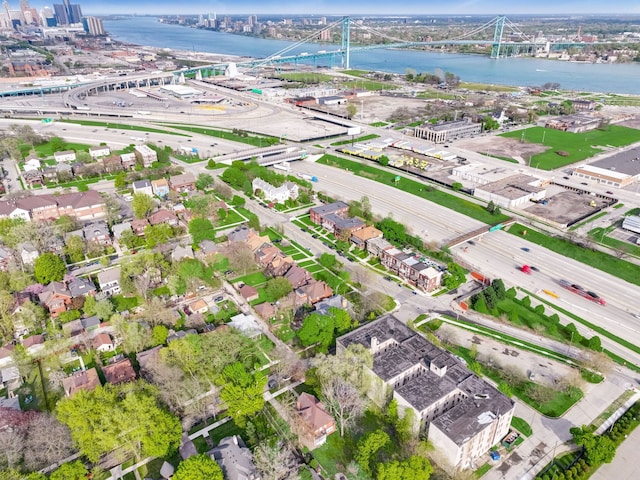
[102,358,137,385]
[62,368,101,397]
[97,267,121,296]
[414,118,481,143]
[132,180,154,196]
[169,173,196,193]
[252,178,299,204]
[92,333,114,352]
[89,146,111,158]
[337,315,515,469]
[295,393,336,450]
[152,178,170,198]
[134,145,157,167]
[83,221,111,246]
[209,436,260,480]
[310,201,349,225]
[54,150,76,163]
[120,152,137,170]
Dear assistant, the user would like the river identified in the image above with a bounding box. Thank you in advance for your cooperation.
[103,16,640,95]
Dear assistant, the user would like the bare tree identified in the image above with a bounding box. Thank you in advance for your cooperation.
[21,414,75,471]
[271,345,306,382]
[253,441,299,480]
[321,377,365,437]
[225,243,256,275]
[137,297,177,327]
[584,351,613,376]
[133,270,153,301]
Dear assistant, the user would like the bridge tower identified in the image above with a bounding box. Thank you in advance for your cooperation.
[491,15,506,59]
[341,16,350,69]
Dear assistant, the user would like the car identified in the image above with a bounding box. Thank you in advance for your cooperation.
[530,266,539,272]
[224,270,234,275]
[521,247,530,252]
[214,296,224,303]
[632,313,640,320]
[312,234,318,238]
[210,143,217,147]
[272,238,281,243]
[562,176,570,180]
[580,182,588,185]
[606,191,613,195]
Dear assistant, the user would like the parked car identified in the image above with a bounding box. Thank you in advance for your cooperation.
[606,191,613,195]
[214,296,224,303]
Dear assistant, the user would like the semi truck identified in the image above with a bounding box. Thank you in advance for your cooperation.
[559,280,606,305]
[298,173,318,182]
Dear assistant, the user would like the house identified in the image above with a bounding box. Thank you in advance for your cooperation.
[310,201,349,225]
[315,295,347,316]
[172,244,194,262]
[92,333,114,352]
[197,240,218,261]
[112,222,132,242]
[179,432,198,460]
[169,173,196,193]
[209,436,260,480]
[246,233,271,253]
[254,244,282,268]
[337,315,515,469]
[379,247,443,292]
[38,282,72,317]
[149,209,179,226]
[252,178,299,204]
[134,145,157,167]
[23,170,44,187]
[131,219,149,236]
[0,344,14,368]
[186,298,209,315]
[102,358,137,385]
[56,162,73,177]
[0,247,12,271]
[296,280,333,305]
[0,366,21,391]
[321,214,365,238]
[81,316,101,332]
[54,150,76,163]
[102,155,123,173]
[22,334,45,355]
[120,152,137,170]
[18,242,39,266]
[23,158,41,172]
[284,265,312,289]
[89,146,111,158]
[253,302,276,321]
[350,225,383,249]
[136,346,161,377]
[62,319,84,338]
[227,226,253,244]
[132,180,154,196]
[152,178,170,198]
[295,392,336,449]
[265,254,294,278]
[62,368,101,397]
[366,237,392,257]
[228,313,262,339]
[97,267,121,296]
[238,284,259,303]
[68,277,97,298]
[83,221,111,246]
[43,166,58,181]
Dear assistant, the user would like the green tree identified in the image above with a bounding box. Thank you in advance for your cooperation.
[265,277,293,301]
[152,325,169,345]
[144,224,174,248]
[131,193,155,219]
[114,171,127,188]
[49,461,88,480]
[330,307,355,335]
[377,455,433,480]
[34,253,66,284]
[346,103,357,119]
[318,253,338,271]
[83,295,97,316]
[195,173,215,191]
[588,335,602,351]
[173,454,224,480]
[56,381,181,463]
[219,364,267,428]
[356,430,390,474]
[491,278,506,300]
[189,218,215,244]
[64,235,86,264]
[452,182,463,191]
[94,299,114,321]
[297,313,335,352]
[55,215,78,234]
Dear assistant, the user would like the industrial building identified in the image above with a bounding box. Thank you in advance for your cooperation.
[473,174,547,208]
[413,118,482,144]
[337,315,515,469]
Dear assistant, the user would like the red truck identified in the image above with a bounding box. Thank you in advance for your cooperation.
[559,280,606,305]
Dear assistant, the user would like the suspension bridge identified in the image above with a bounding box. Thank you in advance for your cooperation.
[180,15,605,77]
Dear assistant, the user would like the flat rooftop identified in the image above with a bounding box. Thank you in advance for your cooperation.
[587,145,640,177]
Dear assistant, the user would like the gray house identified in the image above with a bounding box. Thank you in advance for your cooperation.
[209,436,260,480]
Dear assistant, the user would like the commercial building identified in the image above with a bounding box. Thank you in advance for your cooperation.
[414,118,482,144]
[82,16,104,35]
[337,315,514,469]
[473,174,547,209]
[572,164,636,188]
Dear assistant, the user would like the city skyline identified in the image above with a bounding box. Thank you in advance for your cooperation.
[17,0,640,16]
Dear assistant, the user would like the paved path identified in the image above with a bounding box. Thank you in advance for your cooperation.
[591,421,640,480]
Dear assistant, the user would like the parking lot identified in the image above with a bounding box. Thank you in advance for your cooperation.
[522,188,612,226]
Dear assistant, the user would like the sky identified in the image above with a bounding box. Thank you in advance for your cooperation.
[23,0,640,16]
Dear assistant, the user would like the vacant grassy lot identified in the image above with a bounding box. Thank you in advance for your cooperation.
[508,223,640,286]
[160,124,280,147]
[330,134,380,146]
[61,119,186,135]
[275,72,335,83]
[500,125,640,170]
[318,154,510,224]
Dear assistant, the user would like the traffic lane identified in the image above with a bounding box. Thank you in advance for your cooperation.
[290,161,483,242]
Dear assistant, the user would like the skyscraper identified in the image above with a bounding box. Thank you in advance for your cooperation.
[53,0,82,25]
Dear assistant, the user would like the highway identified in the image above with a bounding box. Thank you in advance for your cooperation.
[288,156,640,366]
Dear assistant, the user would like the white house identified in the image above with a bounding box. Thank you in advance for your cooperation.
[132,180,154,197]
[92,333,115,352]
[252,178,299,204]
[18,242,39,265]
[89,146,111,158]
[97,267,121,296]
[23,158,41,172]
[54,150,76,163]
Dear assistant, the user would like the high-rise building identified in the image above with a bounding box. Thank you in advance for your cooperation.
[82,15,103,35]
[52,3,67,24]
[53,0,82,25]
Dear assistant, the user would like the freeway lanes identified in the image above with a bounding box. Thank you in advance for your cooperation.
[289,157,640,365]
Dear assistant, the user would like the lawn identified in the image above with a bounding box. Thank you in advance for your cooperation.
[341,78,395,91]
[276,72,335,83]
[500,125,640,170]
[232,271,268,286]
[511,417,533,436]
[60,119,186,135]
[508,223,640,287]
[589,226,640,256]
[216,210,245,228]
[112,295,141,312]
[318,154,510,224]
[26,140,91,158]
[330,134,380,146]
[474,463,492,478]
[159,124,279,147]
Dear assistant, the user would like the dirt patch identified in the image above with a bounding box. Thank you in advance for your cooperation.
[522,189,609,226]
[455,135,546,162]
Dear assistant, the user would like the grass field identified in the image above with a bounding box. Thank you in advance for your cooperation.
[500,125,640,170]
[509,223,640,286]
[318,154,510,224]
[60,119,186,135]
[330,134,380,146]
[159,124,280,147]
[276,72,335,83]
